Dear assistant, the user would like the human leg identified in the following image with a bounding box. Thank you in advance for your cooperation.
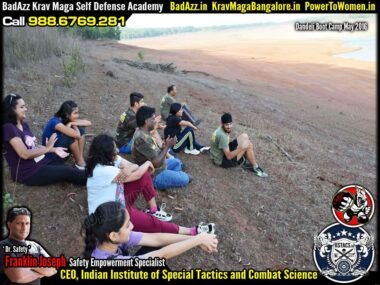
[119,140,133,154]
[153,169,189,189]
[166,157,183,171]
[173,127,195,152]
[22,164,86,186]
[182,105,202,126]
[236,134,268,177]
[124,171,157,207]
[127,205,179,233]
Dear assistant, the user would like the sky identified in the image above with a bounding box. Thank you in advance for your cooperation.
[126,14,321,28]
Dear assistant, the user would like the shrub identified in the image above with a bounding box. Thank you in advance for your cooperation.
[4,27,80,68]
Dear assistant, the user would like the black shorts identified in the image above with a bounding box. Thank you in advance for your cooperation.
[221,139,244,168]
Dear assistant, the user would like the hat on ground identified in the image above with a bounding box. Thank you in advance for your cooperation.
[221,113,233,124]
[170,102,182,115]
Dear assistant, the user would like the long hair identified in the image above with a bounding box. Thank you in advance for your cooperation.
[86,134,116,177]
[54,100,78,125]
[2,93,22,125]
[82,202,126,258]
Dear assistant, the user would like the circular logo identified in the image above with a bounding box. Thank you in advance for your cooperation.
[332,185,375,227]
[313,223,375,283]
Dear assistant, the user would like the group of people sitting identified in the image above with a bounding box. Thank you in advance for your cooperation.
[2,86,267,262]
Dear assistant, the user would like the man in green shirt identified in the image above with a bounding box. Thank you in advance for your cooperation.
[132,106,192,190]
[160,85,201,125]
[115,92,145,154]
[210,113,268,177]
[116,92,164,154]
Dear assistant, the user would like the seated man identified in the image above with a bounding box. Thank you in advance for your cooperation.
[116,92,164,154]
[132,106,192,190]
[0,207,57,284]
[210,113,268,177]
[164,102,210,155]
[160,84,201,125]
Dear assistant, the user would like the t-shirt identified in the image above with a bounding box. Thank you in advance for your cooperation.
[0,237,49,285]
[87,155,126,214]
[2,122,50,182]
[160,94,176,121]
[210,127,230,166]
[132,128,166,175]
[115,108,137,147]
[91,231,144,259]
[41,117,63,146]
[164,115,182,139]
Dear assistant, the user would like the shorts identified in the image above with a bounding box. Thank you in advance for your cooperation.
[221,139,244,168]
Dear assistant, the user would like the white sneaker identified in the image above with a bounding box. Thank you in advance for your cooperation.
[199,146,211,153]
[184,148,200,155]
[146,203,173,222]
[196,223,215,234]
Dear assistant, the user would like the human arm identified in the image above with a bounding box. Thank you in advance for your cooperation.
[179,120,197,130]
[55,123,81,139]
[150,136,176,168]
[69,119,92,127]
[139,233,218,259]
[31,267,57,277]
[3,268,44,283]
[113,161,154,183]
[9,134,68,160]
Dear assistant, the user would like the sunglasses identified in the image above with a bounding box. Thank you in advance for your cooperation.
[8,93,17,105]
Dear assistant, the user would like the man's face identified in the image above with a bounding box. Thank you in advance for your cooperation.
[7,215,30,241]
[170,86,177,97]
[145,114,156,131]
[136,99,145,110]
[222,122,233,133]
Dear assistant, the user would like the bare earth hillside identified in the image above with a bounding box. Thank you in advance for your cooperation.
[3,28,376,271]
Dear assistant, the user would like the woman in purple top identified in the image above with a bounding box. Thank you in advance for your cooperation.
[83,202,218,260]
[2,93,86,186]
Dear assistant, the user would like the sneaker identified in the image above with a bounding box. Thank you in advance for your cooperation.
[252,166,268,178]
[188,175,193,184]
[196,223,215,234]
[146,203,173,222]
[194,119,202,126]
[199,146,211,153]
[75,164,86,170]
[184,148,200,155]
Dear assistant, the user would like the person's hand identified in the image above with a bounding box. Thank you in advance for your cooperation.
[192,125,198,131]
[157,123,166,129]
[154,115,162,124]
[197,233,218,253]
[45,133,58,151]
[164,136,177,148]
[54,147,69,159]
[145,161,155,174]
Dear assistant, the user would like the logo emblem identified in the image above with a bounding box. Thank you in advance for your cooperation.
[332,185,375,227]
[313,223,374,283]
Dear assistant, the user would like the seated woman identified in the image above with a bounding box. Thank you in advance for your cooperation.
[83,202,218,259]
[2,93,86,186]
[164,103,210,156]
[42,100,91,170]
[86,134,214,235]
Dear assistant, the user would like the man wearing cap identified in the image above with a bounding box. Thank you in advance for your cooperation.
[210,113,268,177]
[0,207,57,284]
[164,102,210,156]
[160,85,202,125]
